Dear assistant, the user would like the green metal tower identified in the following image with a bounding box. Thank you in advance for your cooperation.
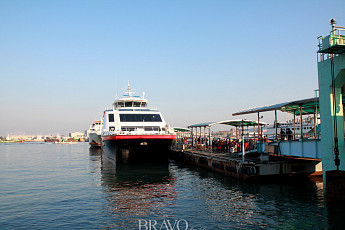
[318,19,345,202]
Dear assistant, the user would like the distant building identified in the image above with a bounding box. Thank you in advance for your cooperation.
[213,129,236,138]
[69,132,85,139]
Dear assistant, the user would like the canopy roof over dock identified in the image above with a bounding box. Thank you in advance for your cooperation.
[173,127,191,132]
[188,119,267,128]
[232,97,319,116]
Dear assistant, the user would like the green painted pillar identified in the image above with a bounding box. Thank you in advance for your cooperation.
[318,55,345,177]
[318,21,345,203]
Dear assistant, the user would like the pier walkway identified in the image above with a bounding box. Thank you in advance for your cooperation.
[170,148,322,180]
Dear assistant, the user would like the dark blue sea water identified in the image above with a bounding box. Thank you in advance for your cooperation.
[1,142,344,229]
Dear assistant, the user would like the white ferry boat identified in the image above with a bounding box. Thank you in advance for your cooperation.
[101,85,175,163]
[262,116,319,139]
[88,120,103,147]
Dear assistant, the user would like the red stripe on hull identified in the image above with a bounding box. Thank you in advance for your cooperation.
[102,135,175,141]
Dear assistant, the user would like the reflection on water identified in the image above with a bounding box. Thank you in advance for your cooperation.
[184,166,327,229]
[1,143,345,229]
[96,152,336,229]
[89,146,102,156]
[95,147,345,229]
[100,156,176,229]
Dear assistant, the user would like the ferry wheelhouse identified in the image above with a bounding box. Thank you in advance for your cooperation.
[101,85,175,163]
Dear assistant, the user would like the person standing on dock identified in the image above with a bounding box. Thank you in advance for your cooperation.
[286,128,292,140]
[280,129,285,141]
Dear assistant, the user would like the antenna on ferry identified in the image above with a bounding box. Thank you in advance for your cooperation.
[123,82,135,97]
[142,92,145,99]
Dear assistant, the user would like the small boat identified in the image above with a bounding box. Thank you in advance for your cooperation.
[54,141,77,144]
[101,84,175,163]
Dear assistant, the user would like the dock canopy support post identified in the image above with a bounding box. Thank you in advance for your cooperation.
[199,127,202,149]
[299,105,303,140]
[253,124,256,140]
[203,126,206,150]
[209,126,211,151]
[247,125,249,140]
[293,110,296,140]
[190,127,194,150]
[313,107,317,138]
[257,112,260,141]
[275,110,278,140]
[242,135,245,163]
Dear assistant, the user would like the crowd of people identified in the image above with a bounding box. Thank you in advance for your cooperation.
[211,138,256,153]
[174,136,256,153]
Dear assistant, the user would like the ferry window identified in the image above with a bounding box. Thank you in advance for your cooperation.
[108,114,114,122]
[141,103,147,107]
[121,127,135,131]
[134,102,141,107]
[117,102,124,107]
[145,126,160,131]
[120,114,162,122]
[125,102,132,107]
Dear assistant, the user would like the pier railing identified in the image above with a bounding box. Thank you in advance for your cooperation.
[258,139,322,159]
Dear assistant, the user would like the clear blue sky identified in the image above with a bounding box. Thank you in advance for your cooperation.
[1,0,345,135]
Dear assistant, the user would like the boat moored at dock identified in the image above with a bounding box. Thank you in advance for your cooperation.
[88,120,103,147]
[262,116,318,140]
[101,84,175,163]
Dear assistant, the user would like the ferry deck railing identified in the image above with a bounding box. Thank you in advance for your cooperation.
[318,26,345,61]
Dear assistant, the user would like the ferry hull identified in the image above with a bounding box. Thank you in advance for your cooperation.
[89,133,102,147]
[102,135,175,164]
